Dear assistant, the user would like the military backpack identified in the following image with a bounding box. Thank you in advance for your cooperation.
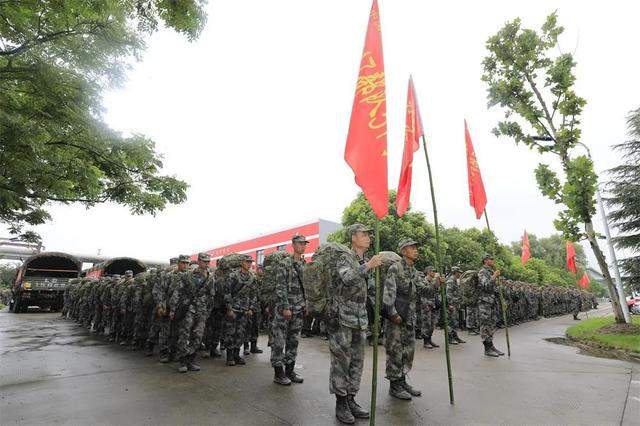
[260,250,293,309]
[302,242,352,315]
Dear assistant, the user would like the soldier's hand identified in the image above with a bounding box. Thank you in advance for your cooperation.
[246,309,253,317]
[493,270,501,279]
[282,308,292,320]
[169,312,175,320]
[390,314,402,324]
[227,309,236,320]
[365,255,383,270]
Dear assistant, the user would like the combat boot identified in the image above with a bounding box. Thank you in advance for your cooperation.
[448,334,458,345]
[389,380,412,400]
[225,350,235,366]
[187,354,201,371]
[250,340,263,354]
[234,349,246,365]
[573,314,580,320]
[178,358,188,373]
[145,341,154,357]
[483,341,499,357]
[285,362,303,383]
[346,395,369,418]
[453,331,466,344]
[273,366,291,386]
[210,346,222,358]
[243,342,250,356]
[335,395,355,424]
[401,377,422,397]
[468,328,480,335]
[490,343,505,356]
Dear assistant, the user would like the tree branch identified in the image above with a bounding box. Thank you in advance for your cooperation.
[525,74,557,137]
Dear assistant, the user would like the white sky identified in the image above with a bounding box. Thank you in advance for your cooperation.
[15,0,640,266]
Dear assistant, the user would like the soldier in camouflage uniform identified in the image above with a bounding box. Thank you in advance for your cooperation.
[169,252,215,373]
[420,266,442,349]
[223,254,256,367]
[383,239,428,401]
[271,234,308,386]
[132,270,155,351]
[243,260,264,357]
[118,270,136,347]
[478,254,504,357]
[445,267,466,344]
[329,223,380,424]
[205,267,226,358]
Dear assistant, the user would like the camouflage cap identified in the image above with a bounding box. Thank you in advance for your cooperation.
[397,238,419,253]
[482,253,495,262]
[178,254,191,264]
[450,266,462,273]
[169,257,179,265]
[292,233,309,244]
[240,254,254,262]
[197,252,211,262]
[347,223,373,237]
[425,266,435,273]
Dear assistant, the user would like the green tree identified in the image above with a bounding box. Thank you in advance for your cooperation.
[607,107,640,293]
[0,263,18,287]
[481,13,627,322]
[0,1,207,242]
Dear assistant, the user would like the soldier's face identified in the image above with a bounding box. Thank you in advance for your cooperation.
[198,260,209,269]
[178,262,188,271]
[485,259,495,267]
[402,245,418,261]
[293,241,307,255]
[241,260,252,271]
[351,231,371,250]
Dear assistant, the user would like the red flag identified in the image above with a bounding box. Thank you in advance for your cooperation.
[566,241,577,274]
[396,77,423,217]
[344,0,388,219]
[465,120,487,220]
[521,230,531,266]
[577,272,590,289]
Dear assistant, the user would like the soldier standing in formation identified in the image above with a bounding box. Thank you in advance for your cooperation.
[383,239,426,401]
[271,234,308,385]
[329,223,381,424]
[477,254,505,357]
[421,266,442,349]
[445,267,466,345]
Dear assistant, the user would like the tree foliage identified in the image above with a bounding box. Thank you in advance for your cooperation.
[481,12,626,322]
[607,107,640,292]
[0,1,207,242]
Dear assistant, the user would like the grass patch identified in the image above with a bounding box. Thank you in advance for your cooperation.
[567,316,640,354]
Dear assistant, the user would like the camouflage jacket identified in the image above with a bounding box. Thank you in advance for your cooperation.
[383,258,427,325]
[274,257,306,313]
[420,275,439,308]
[332,249,373,331]
[445,276,460,308]
[224,269,256,313]
[477,265,497,304]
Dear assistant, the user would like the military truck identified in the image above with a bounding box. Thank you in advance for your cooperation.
[83,257,146,278]
[10,252,81,313]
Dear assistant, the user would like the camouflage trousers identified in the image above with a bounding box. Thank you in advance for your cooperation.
[101,308,112,334]
[421,303,437,338]
[92,306,103,331]
[204,308,224,350]
[384,321,415,381]
[147,314,171,354]
[176,309,209,360]
[478,300,497,343]
[466,305,479,330]
[223,312,247,350]
[134,308,152,342]
[246,308,260,342]
[329,325,366,397]
[270,310,303,367]
[447,307,459,331]
[110,313,122,338]
[121,311,135,340]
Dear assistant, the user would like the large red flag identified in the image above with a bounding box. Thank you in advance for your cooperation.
[344,0,388,219]
[465,120,487,220]
[521,230,531,266]
[566,241,577,274]
[577,272,590,289]
[396,77,423,217]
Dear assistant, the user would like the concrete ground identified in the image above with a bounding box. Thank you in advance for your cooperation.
[0,305,637,426]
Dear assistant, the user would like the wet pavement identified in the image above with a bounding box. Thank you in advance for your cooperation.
[1,305,637,425]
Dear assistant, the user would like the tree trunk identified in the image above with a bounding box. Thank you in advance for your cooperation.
[584,220,627,323]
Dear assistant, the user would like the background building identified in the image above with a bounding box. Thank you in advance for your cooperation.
[196,219,341,267]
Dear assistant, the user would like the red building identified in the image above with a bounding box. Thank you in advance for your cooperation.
[196,219,341,267]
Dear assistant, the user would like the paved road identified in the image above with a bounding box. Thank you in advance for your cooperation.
[1,305,637,425]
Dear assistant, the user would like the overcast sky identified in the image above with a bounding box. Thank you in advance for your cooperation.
[16,0,640,265]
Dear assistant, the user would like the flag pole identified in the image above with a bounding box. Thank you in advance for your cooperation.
[370,218,381,426]
[498,286,511,357]
[421,135,454,405]
[483,208,492,233]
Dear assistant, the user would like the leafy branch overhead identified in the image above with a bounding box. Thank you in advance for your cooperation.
[0,1,207,242]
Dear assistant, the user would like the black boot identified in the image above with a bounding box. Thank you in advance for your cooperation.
[273,366,291,385]
[423,337,434,349]
[448,334,458,345]
[491,343,505,356]
[401,376,422,397]
[285,362,303,383]
[187,353,201,371]
[484,341,499,357]
[346,395,369,419]
[243,342,250,356]
[389,380,412,400]
[573,314,580,320]
[178,357,188,373]
[453,331,466,344]
[335,395,355,424]
[226,349,235,366]
[250,340,263,354]
[145,341,154,357]
[234,348,246,365]
[210,346,222,358]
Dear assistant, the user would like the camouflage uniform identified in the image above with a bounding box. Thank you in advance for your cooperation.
[223,266,256,356]
[477,265,497,344]
[420,272,440,344]
[147,266,173,356]
[118,273,136,345]
[270,255,305,369]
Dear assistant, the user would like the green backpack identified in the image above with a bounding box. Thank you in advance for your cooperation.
[460,270,479,306]
[260,251,293,308]
[302,242,352,315]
